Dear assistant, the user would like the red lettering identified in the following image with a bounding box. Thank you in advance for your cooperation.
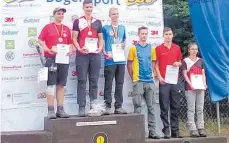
[151,30,158,35]
[72,71,78,76]
[5,17,14,23]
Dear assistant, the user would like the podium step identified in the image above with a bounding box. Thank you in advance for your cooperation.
[1,131,53,143]
[145,136,227,143]
[44,114,145,143]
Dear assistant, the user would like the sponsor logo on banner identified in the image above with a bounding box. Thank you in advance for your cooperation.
[5,51,15,61]
[1,30,19,36]
[72,71,78,76]
[2,65,22,71]
[2,76,23,82]
[23,52,39,58]
[24,63,42,68]
[128,31,138,36]
[146,21,162,27]
[3,0,40,8]
[151,30,159,36]
[28,27,37,37]
[24,18,40,23]
[24,75,37,81]
[28,38,38,48]
[126,0,157,6]
[5,40,15,49]
[46,0,120,6]
[2,17,16,26]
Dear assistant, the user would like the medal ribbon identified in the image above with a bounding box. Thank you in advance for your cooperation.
[84,16,92,32]
[53,23,63,38]
[112,25,119,42]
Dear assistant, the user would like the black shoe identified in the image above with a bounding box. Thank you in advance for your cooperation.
[114,108,127,114]
[164,135,171,139]
[148,135,160,139]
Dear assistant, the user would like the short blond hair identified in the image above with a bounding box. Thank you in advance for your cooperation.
[109,7,118,14]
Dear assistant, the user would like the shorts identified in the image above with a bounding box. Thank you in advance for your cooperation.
[45,57,69,86]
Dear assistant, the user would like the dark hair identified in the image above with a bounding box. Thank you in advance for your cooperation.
[83,0,92,6]
[163,27,172,34]
[138,26,148,34]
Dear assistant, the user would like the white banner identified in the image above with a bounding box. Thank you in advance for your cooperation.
[1,0,163,131]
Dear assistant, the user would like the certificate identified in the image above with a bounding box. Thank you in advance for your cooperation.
[55,44,70,64]
[191,74,205,89]
[85,38,98,53]
[164,65,179,84]
[111,44,125,62]
[38,67,48,83]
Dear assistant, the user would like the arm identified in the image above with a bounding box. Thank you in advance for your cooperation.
[97,21,104,53]
[155,60,165,84]
[38,25,54,54]
[127,61,133,80]
[183,70,193,88]
[202,69,207,89]
[122,27,126,49]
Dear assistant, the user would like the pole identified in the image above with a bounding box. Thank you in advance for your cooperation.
[216,102,221,135]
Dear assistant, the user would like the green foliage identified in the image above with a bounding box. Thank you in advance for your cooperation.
[163,0,195,56]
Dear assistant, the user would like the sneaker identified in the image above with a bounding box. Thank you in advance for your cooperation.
[190,130,200,138]
[78,106,86,117]
[148,132,160,139]
[114,108,127,114]
[103,108,111,115]
[47,110,56,119]
[56,110,70,118]
[198,129,207,137]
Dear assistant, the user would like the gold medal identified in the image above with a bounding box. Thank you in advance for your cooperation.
[58,37,63,42]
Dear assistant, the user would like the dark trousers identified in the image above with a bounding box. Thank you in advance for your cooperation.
[104,64,125,109]
[76,54,101,107]
[159,82,181,135]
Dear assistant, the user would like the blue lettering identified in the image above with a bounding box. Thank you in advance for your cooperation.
[94,0,120,6]
[46,0,120,6]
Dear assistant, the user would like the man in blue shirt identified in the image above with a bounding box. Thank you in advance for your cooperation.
[102,7,127,115]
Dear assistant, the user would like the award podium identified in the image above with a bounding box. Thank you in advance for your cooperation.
[1,114,228,143]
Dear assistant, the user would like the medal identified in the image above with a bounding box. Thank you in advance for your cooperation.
[58,37,63,42]
[112,25,119,43]
[53,23,63,43]
[84,16,93,37]
[88,31,92,36]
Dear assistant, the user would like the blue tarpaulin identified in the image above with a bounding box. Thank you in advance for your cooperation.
[188,0,229,102]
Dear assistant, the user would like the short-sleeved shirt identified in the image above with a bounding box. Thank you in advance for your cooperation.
[102,24,126,66]
[128,43,156,83]
[72,16,102,49]
[182,57,204,90]
[38,23,72,57]
[156,43,182,78]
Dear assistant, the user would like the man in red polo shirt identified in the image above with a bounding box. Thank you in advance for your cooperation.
[72,0,103,116]
[38,7,73,119]
[155,27,182,139]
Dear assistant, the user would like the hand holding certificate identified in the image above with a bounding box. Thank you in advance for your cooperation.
[190,74,205,90]
[84,38,98,53]
[164,65,179,84]
[55,44,70,64]
[111,44,125,62]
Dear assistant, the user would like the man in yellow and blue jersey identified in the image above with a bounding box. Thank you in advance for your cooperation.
[102,7,127,115]
[127,26,160,139]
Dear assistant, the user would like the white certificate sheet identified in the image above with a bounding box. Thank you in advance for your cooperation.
[38,67,48,83]
[111,44,125,62]
[55,44,70,64]
[165,65,179,84]
[85,38,98,53]
[191,74,205,89]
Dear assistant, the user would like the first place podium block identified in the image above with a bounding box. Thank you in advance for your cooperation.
[44,114,145,143]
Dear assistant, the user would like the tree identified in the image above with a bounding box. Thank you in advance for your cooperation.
[163,0,195,56]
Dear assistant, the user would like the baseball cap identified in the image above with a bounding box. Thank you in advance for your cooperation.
[53,7,66,15]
